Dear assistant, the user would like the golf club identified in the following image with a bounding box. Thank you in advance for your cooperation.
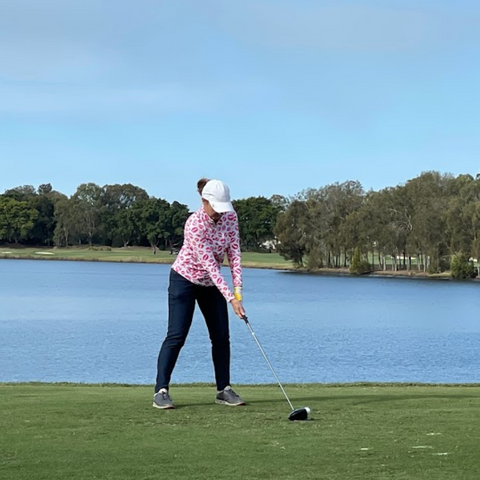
[242,315,310,421]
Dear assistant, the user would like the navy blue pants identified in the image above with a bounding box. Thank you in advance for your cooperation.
[155,269,230,393]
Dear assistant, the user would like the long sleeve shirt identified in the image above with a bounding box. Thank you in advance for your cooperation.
[172,207,242,302]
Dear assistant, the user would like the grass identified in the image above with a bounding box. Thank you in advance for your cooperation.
[2,383,480,479]
[0,246,293,270]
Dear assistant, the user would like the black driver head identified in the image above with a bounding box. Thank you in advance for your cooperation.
[288,407,310,421]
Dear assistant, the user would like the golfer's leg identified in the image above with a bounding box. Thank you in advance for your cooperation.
[197,286,230,391]
[155,270,195,393]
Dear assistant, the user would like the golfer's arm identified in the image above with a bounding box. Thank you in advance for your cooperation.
[226,229,242,288]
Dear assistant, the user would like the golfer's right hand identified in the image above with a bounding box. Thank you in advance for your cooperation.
[230,298,245,319]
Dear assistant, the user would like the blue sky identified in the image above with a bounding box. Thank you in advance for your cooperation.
[1,0,479,210]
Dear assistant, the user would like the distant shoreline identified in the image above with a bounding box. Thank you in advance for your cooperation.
[0,247,290,271]
[283,267,461,281]
[2,248,479,282]
[0,254,288,271]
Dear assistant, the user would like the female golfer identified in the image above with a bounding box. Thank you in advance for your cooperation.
[153,178,246,409]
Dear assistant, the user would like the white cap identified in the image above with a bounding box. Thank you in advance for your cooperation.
[202,179,234,213]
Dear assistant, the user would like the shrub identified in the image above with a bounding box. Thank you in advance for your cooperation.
[350,247,372,275]
[450,254,477,279]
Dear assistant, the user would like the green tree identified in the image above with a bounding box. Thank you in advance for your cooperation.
[166,201,190,251]
[30,184,56,246]
[269,194,289,213]
[101,184,149,247]
[3,185,37,201]
[53,195,80,247]
[132,197,171,252]
[406,172,452,273]
[0,197,38,243]
[3,184,56,245]
[386,186,413,271]
[446,175,480,261]
[294,181,365,269]
[72,183,104,246]
[233,196,280,250]
[274,200,308,267]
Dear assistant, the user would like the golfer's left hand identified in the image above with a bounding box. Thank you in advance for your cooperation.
[230,298,245,319]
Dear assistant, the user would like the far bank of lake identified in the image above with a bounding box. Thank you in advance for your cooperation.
[1,246,478,282]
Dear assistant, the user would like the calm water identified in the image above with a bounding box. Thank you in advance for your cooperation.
[1,259,479,385]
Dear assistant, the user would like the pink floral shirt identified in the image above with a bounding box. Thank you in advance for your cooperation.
[172,208,242,302]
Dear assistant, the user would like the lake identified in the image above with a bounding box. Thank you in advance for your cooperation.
[1,259,479,386]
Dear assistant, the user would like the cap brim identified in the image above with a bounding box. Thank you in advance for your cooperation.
[210,201,234,213]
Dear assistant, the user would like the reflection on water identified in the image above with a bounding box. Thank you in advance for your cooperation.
[1,259,479,385]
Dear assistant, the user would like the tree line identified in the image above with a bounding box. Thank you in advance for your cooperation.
[274,171,480,276]
[1,171,479,276]
[0,182,281,252]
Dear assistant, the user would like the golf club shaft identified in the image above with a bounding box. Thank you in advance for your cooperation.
[242,316,295,411]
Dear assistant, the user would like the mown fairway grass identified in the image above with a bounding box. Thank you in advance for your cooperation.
[1,384,480,480]
[0,247,293,270]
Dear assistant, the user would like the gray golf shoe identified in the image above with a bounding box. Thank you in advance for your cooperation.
[153,389,175,409]
[215,386,246,406]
